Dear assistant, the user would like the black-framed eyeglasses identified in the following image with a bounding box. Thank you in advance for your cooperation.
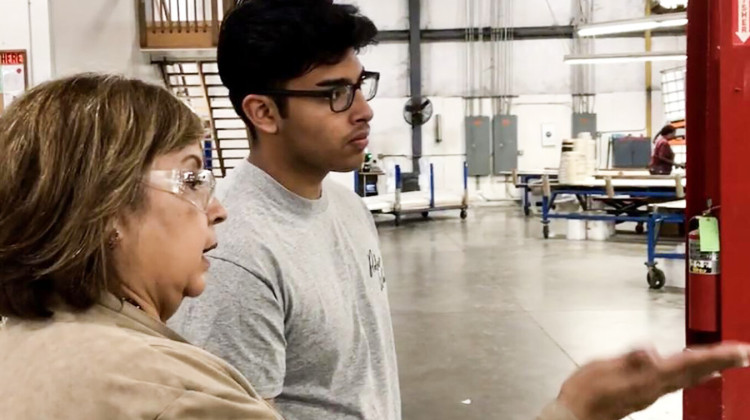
[256,71,380,113]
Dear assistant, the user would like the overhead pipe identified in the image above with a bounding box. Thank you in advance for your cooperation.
[475,0,482,115]
[463,0,471,117]
[490,0,497,115]
[470,0,476,115]
[645,1,654,138]
[375,26,685,43]
[469,0,475,112]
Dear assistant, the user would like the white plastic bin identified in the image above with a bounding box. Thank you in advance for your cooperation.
[588,220,614,241]
[567,219,587,241]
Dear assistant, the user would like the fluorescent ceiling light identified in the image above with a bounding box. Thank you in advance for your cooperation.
[564,52,687,65]
[578,12,687,37]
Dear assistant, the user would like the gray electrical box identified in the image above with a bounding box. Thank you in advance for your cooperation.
[493,114,518,174]
[465,116,491,176]
[572,113,597,138]
[612,135,651,168]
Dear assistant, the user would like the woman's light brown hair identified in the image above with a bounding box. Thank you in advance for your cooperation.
[0,73,204,319]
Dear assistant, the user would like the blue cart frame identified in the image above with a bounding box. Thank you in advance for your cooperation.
[361,162,469,226]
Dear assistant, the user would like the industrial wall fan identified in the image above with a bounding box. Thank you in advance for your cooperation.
[403,97,433,126]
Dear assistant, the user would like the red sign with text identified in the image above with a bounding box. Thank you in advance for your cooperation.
[0,51,25,66]
[735,0,750,44]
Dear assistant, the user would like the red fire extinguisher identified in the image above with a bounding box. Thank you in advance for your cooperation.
[687,227,720,332]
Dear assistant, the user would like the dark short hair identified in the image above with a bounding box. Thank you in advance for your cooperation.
[0,74,204,319]
[660,125,677,137]
[218,0,378,139]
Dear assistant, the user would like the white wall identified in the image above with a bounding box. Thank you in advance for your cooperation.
[349,0,661,33]
[0,0,53,85]
[593,0,646,21]
[348,0,576,29]
[48,0,161,84]
[0,1,30,50]
[0,0,159,86]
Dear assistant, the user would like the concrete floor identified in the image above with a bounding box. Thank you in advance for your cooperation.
[376,207,686,420]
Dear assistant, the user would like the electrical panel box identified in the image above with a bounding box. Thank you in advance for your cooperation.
[465,116,491,176]
[612,135,651,168]
[572,113,597,138]
[493,114,518,174]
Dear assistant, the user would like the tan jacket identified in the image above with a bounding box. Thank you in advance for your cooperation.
[0,294,281,420]
[0,294,578,420]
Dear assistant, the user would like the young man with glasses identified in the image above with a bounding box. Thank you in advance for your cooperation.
[171,1,750,420]
[170,1,398,420]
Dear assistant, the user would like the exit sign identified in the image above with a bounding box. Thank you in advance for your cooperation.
[0,51,25,66]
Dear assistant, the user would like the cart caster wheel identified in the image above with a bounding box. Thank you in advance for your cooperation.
[636,223,645,234]
[394,215,401,226]
[543,225,550,239]
[460,209,467,220]
[422,211,429,219]
[524,207,530,217]
[647,268,666,290]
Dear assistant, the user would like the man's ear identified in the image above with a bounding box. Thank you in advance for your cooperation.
[242,95,281,135]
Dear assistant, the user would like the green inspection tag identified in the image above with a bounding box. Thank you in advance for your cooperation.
[698,216,720,253]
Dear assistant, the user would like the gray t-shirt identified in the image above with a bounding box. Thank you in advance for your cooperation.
[170,160,401,420]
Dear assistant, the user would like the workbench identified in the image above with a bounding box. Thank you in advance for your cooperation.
[511,169,660,216]
[539,176,686,289]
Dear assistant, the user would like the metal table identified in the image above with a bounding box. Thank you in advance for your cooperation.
[539,176,686,289]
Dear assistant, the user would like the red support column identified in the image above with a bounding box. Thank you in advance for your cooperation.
[685,0,750,418]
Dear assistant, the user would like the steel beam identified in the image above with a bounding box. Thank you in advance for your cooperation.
[684,0,750,418]
[408,0,422,174]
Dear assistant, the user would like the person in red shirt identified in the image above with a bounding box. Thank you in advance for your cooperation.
[649,124,683,175]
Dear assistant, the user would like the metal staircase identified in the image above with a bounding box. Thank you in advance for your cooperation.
[139,0,248,177]
[160,61,250,177]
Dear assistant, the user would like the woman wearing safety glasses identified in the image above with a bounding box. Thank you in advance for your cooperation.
[0,74,281,419]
